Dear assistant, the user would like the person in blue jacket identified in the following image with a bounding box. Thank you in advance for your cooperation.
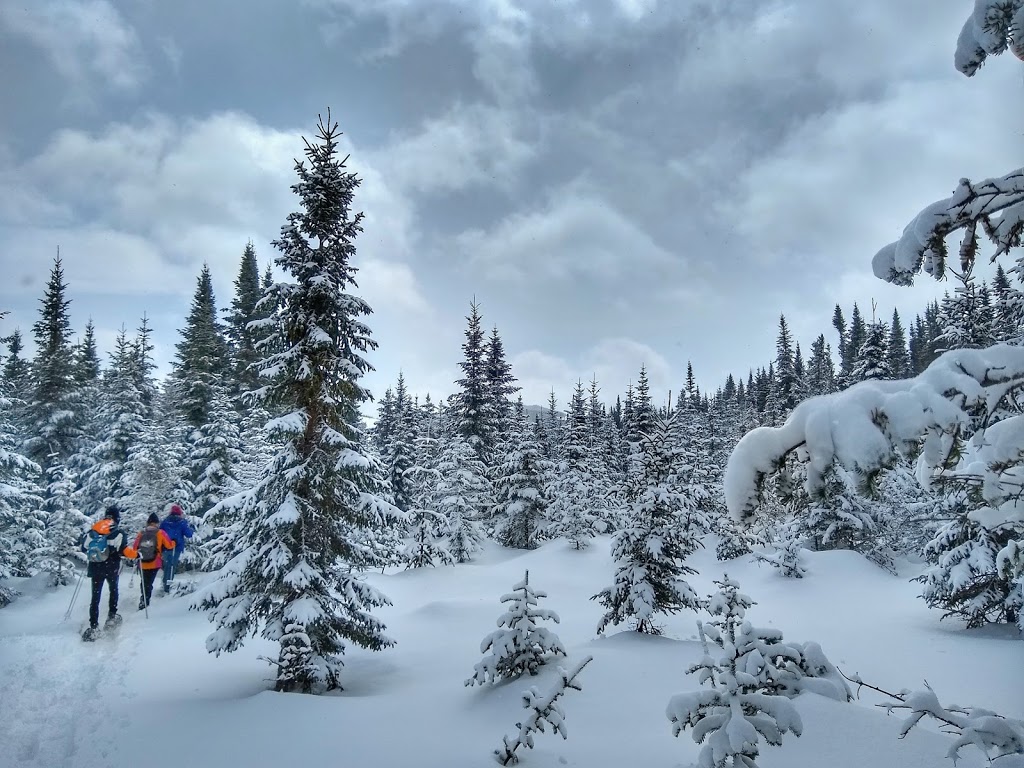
[159,504,194,593]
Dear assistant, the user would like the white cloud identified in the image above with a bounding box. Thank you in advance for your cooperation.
[512,337,674,408]
[371,103,536,195]
[0,0,147,92]
[724,65,1024,272]
[457,190,679,283]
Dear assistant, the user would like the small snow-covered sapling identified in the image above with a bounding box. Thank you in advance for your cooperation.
[667,575,852,767]
[494,656,593,765]
[467,570,567,686]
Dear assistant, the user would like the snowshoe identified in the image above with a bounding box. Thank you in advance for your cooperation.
[82,625,99,642]
[104,613,122,630]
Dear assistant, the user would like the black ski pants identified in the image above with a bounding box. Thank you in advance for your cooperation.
[140,568,158,607]
[89,571,119,627]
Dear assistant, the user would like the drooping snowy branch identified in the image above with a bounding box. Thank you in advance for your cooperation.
[494,656,593,766]
[844,674,1024,767]
[724,345,1024,524]
[954,0,1024,76]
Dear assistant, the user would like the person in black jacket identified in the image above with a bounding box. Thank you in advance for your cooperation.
[82,505,134,640]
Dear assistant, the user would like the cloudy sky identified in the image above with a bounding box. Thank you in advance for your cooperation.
[0,0,1021,411]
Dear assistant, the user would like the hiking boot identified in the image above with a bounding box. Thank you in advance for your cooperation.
[138,598,146,611]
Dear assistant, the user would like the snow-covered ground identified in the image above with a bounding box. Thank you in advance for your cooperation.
[1,537,1020,768]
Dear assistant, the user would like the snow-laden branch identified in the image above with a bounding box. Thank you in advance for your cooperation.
[955,0,1024,76]
[873,169,1024,285]
[724,345,1024,523]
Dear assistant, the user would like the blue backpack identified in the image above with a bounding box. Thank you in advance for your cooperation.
[86,529,110,563]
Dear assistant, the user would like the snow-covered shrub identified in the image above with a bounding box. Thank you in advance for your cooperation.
[667,576,851,767]
[467,570,566,686]
[716,516,752,561]
[754,528,807,579]
[494,656,592,765]
[667,578,802,768]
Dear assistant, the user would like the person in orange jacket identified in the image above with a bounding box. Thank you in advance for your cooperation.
[124,513,176,610]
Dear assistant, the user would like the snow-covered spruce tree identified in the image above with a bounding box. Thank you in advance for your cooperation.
[485,326,519,445]
[494,656,593,766]
[849,315,891,383]
[592,410,704,635]
[453,300,496,463]
[224,241,263,398]
[794,463,896,572]
[667,577,803,768]
[467,569,566,686]
[24,256,80,476]
[936,266,996,352]
[197,113,398,693]
[169,263,231,432]
[36,460,89,587]
[121,412,194,532]
[381,372,417,515]
[402,430,452,569]
[436,434,490,563]
[190,386,244,516]
[0,384,42,602]
[546,382,598,549]
[715,515,752,561]
[78,327,148,515]
[493,409,552,550]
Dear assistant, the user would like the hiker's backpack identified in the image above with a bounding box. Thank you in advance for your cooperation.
[86,529,110,563]
[137,528,159,563]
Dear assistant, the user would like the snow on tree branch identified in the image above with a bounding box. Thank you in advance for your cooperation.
[842,673,1024,766]
[724,345,1024,524]
[873,169,1024,285]
[494,656,593,765]
[955,0,1024,76]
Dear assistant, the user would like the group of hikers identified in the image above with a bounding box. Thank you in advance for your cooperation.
[80,503,194,641]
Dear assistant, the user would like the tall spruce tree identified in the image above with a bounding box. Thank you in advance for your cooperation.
[772,315,797,414]
[805,335,836,397]
[485,326,519,443]
[78,327,148,514]
[493,406,551,550]
[171,264,230,430]
[593,410,703,634]
[25,257,79,474]
[850,317,891,382]
[453,300,493,461]
[887,309,911,379]
[198,112,396,693]
[74,319,101,385]
[225,241,264,397]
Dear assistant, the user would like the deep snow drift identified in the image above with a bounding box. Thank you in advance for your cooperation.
[0,537,1020,768]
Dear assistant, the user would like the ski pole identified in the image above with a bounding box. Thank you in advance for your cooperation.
[63,569,85,622]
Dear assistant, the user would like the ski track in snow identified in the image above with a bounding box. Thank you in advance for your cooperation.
[0,618,140,768]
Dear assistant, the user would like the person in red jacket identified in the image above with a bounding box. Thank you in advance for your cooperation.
[124,513,175,611]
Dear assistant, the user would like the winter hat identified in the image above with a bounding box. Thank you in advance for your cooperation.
[169,504,184,516]
[147,512,160,525]
[105,505,121,523]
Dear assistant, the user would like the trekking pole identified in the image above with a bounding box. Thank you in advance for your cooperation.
[63,569,85,622]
